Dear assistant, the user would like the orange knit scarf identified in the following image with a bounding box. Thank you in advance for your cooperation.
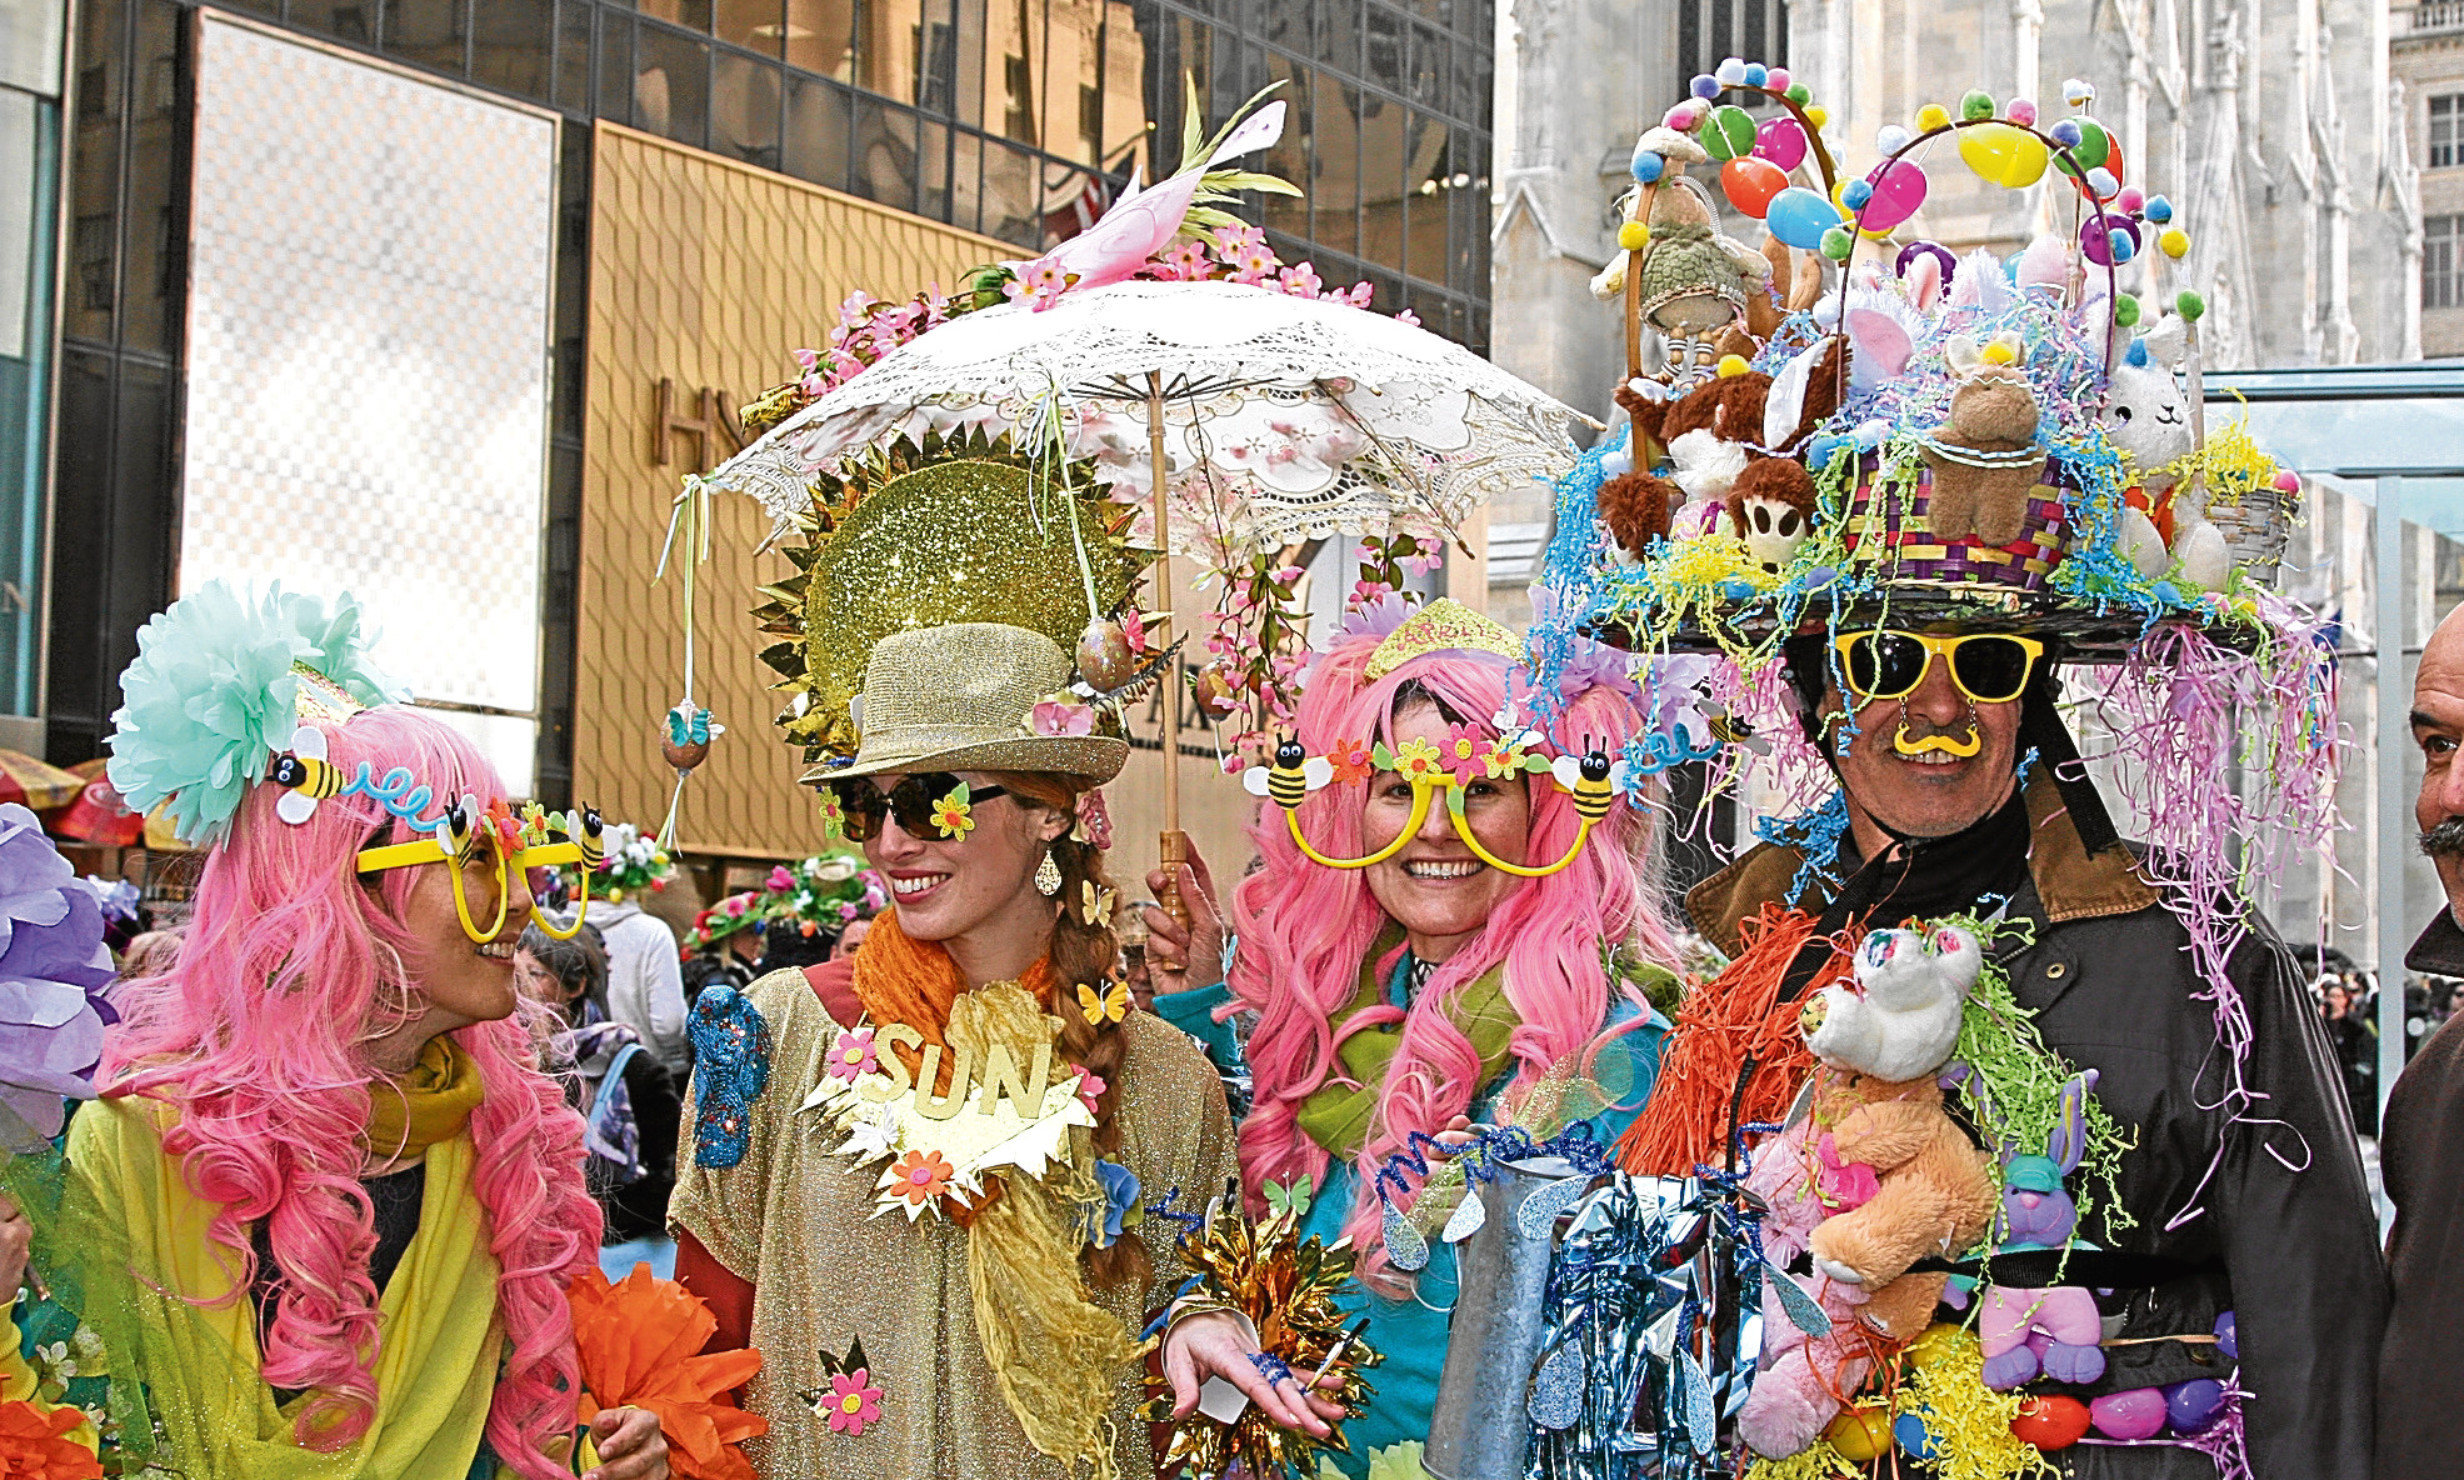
[851,908,1059,1095]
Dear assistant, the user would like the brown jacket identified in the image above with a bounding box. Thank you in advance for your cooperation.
[2376,909,2464,1480]
[1693,774,2385,1479]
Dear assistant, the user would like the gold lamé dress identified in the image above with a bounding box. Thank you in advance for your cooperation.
[670,968,1239,1479]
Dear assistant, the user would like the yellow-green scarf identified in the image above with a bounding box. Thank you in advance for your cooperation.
[362,1037,484,1163]
[1293,931,1519,1160]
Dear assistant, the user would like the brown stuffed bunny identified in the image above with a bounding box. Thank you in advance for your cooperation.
[1919,331,2046,546]
[1803,1068,2000,1331]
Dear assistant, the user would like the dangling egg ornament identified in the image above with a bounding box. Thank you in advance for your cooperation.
[662,699,722,773]
[1191,662,1243,721]
[1075,616,1137,691]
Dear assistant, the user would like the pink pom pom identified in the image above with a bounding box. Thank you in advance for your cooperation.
[2274,469,2303,493]
[1767,67,1791,90]
[2117,186,2146,213]
[1664,103,1697,131]
[2005,98,2038,126]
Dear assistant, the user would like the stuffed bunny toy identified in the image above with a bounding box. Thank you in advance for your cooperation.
[2100,317,2213,584]
[1920,332,2048,546]
[1803,924,1982,1085]
[1974,1069,2109,1390]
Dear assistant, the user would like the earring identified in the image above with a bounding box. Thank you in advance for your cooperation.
[1035,848,1063,897]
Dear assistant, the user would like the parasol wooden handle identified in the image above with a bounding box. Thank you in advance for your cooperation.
[1157,828,1192,929]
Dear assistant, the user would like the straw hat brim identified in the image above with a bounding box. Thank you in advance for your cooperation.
[803,733,1127,786]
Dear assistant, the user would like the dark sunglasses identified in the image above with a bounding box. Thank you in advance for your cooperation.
[1832,630,2046,705]
[826,773,1009,841]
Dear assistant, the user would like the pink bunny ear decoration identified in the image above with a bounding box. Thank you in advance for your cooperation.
[2014,233,2071,296]
[1902,251,1946,312]
[1948,248,2016,313]
[1842,308,1914,392]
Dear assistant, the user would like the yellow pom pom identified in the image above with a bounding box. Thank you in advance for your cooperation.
[1916,103,1952,132]
[1806,105,1830,129]
[1716,353,1752,378]
[1618,220,1651,252]
[2160,227,2191,259]
[1980,339,2019,367]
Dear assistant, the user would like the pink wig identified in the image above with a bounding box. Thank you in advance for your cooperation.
[1228,636,1677,1289]
[101,706,600,1473]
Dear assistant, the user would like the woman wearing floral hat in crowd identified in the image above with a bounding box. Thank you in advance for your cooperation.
[0,584,669,1478]
[1145,599,1682,1475]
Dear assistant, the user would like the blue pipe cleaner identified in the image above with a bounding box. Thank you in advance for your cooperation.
[1754,789,1851,901]
[686,985,771,1169]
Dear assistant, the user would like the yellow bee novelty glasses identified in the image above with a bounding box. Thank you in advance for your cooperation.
[1243,736,1618,877]
[267,725,607,944]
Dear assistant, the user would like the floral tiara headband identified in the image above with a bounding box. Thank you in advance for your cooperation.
[108,582,602,944]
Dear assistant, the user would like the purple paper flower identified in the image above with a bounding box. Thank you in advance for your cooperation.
[0,804,115,1151]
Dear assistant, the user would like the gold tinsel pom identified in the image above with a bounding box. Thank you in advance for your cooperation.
[1139,1189,1383,1480]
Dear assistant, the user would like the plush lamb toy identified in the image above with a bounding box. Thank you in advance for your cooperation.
[1736,925,2000,1459]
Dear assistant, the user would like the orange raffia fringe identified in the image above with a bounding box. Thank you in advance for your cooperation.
[1618,906,1851,1174]
[571,1263,768,1480]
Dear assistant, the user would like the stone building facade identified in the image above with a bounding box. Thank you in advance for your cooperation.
[2396,1,2464,355]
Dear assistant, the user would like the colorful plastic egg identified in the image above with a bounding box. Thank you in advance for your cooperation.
[2005,97,2039,126]
[1916,102,1951,132]
[1856,158,1929,231]
[2011,1394,2092,1450]
[1895,240,1957,286]
[1894,1413,1944,1460]
[2214,1310,2237,1360]
[2160,227,2191,259]
[1825,1407,1892,1462]
[1703,104,1758,160]
[1766,186,1845,249]
[2057,117,2112,173]
[1721,157,1789,216]
[1754,115,1809,170]
[1805,434,1848,468]
[2089,1389,2169,1441]
[2165,1379,2226,1435]
[2273,469,2302,494]
[1960,88,1996,120]
[2153,580,2185,606]
[2081,213,2140,266]
[1904,1322,1969,1369]
[1718,577,1759,600]
[1958,121,2051,187]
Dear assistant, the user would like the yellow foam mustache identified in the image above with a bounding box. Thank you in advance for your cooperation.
[1893,725,1982,758]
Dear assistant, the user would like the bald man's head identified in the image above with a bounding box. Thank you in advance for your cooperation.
[2413,603,2464,923]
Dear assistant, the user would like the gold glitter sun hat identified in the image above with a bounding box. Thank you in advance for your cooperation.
[821,622,1126,782]
[753,430,1147,782]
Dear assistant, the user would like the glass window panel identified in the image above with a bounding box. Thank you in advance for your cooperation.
[386,0,468,72]
[2435,95,2460,171]
[784,0,854,76]
[556,0,590,110]
[950,126,981,231]
[1259,0,1302,50]
[1097,0,1141,172]
[916,115,949,220]
[1261,52,1305,240]
[1038,159,1101,246]
[1402,108,1447,283]
[717,0,781,51]
[1357,84,1403,274]
[62,0,115,345]
[1407,19,1439,108]
[1363,3,1400,92]
[474,0,554,98]
[850,92,919,209]
[636,25,710,144]
[0,0,62,96]
[1038,0,1106,166]
[294,0,376,44]
[1316,0,1355,73]
[785,69,852,186]
[640,0,712,31]
[118,0,175,355]
[979,135,1036,246]
[598,11,634,125]
[1310,72,1359,252]
[713,51,781,165]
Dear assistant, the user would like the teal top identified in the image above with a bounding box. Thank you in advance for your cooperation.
[1154,978,1244,1074]
[1285,956,1666,1477]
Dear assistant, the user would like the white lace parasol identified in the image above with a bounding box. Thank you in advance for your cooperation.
[710,279,1584,556]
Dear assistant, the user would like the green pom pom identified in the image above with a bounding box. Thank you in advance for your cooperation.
[1820,225,1854,260]
[1785,82,1812,105]
[2176,289,2206,323]
[1960,89,1995,121]
[107,582,407,844]
[2113,294,2141,328]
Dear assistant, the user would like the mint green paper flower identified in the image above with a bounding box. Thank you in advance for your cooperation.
[105,582,407,844]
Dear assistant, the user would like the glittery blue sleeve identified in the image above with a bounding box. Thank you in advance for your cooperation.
[686,985,772,1169]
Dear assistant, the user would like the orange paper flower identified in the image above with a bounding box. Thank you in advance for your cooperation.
[0,1400,101,1480]
[569,1264,768,1480]
[887,1148,956,1207]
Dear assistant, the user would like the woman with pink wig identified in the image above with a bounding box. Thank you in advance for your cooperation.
[0,585,669,1479]
[1146,599,1683,1474]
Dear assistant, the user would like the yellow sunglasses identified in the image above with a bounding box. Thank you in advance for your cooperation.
[354,802,606,944]
[1831,630,2046,706]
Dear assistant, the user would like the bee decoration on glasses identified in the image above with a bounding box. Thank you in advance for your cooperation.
[570,806,607,870]
[1551,748,1618,823]
[271,725,346,824]
[1244,736,1334,811]
[440,795,488,865]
